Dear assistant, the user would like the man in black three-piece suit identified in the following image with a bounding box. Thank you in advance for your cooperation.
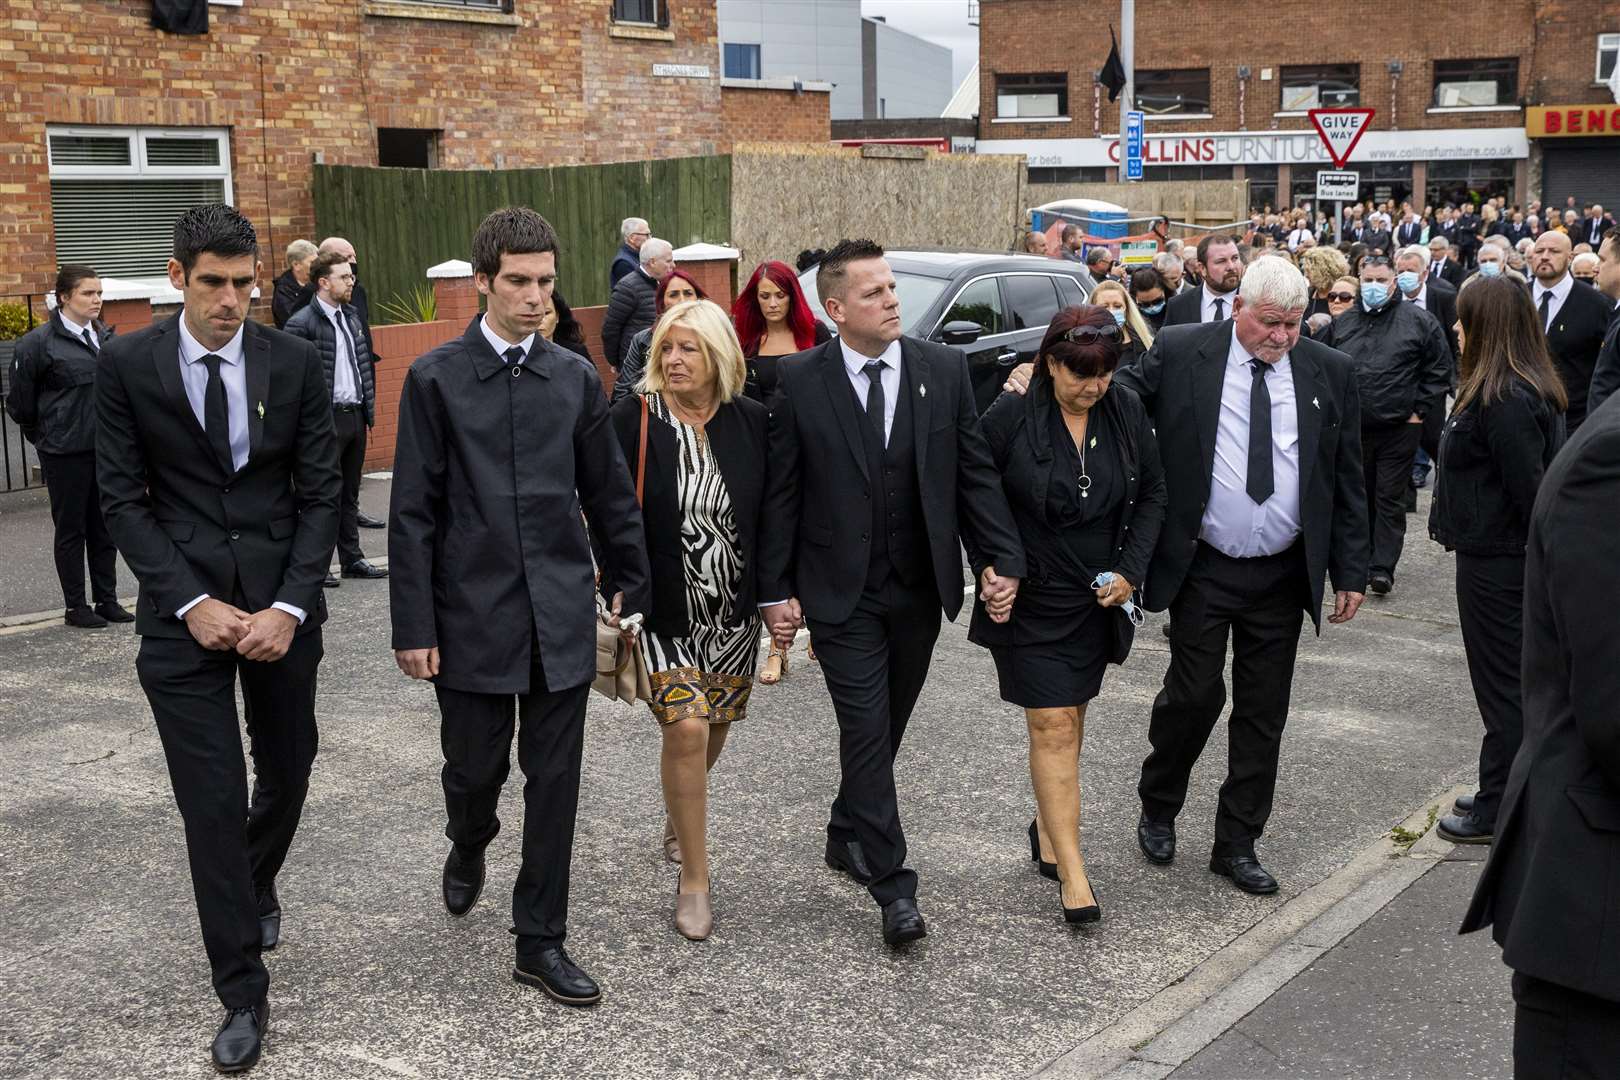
[96,205,340,1073]
[758,240,1026,947]
[389,208,649,1006]
[1529,230,1613,433]
[1461,392,1620,1075]
[1114,257,1370,894]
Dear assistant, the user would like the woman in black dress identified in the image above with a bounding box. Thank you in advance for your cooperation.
[968,305,1166,924]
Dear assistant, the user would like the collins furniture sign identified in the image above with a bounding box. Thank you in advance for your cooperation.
[1526,105,1620,138]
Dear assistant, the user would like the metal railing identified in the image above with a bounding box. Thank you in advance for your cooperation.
[0,295,42,493]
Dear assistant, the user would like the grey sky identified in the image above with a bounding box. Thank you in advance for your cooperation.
[861,0,979,91]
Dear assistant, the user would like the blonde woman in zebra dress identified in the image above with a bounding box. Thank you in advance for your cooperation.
[605,299,770,941]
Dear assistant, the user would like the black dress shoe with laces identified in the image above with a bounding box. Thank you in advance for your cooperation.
[356,511,387,529]
[1437,811,1494,845]
[64,605,108,629]
[341,559,389,579]
[94,601,135,623]
[1453,793,1476,815]
[256,883,281,951]
[514,947,601,1006]
[1210,854,1280,894]
[1137,814,1176,865]
[211,1000,268,1073]
[881,898,927,947]
[442,847,485,916]
[824,837,873,884]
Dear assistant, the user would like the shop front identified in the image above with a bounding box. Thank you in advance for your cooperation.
[1528,105,1620,211]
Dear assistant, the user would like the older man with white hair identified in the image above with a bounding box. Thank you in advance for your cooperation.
[1114,257,1369,895]
[601,236,673,368]
[610,217,650,288]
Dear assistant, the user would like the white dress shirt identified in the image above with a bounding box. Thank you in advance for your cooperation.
[480,315,536,363]
[1533,273,1574,329]
[840,336,902,446]
[316,296,360,404]
[174,313,305,624]
[59,311,96,349]
[1406,282,1428,311]
[1198,332,1303,558]
[1200,285,1236,324]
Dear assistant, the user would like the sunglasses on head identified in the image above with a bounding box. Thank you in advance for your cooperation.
[1327,291,1356,302]
[1064,323,1124,344]
[1360,256,1393,267]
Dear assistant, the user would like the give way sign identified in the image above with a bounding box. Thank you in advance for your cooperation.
[1308,108,1375,168]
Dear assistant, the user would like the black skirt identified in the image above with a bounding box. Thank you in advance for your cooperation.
[990,602,1112,708]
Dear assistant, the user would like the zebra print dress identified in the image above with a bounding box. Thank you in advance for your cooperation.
[639,393,762,725]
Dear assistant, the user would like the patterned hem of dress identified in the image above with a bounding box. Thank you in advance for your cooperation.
[647,666,755,725]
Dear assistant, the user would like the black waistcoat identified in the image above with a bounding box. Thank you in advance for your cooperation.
[855,369,929,590]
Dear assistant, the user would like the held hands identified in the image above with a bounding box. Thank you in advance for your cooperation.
[235,608,298,662]
[395,646,441,680]
[184,598,253,652]
[1094,572,1134,608]
[762,599,803,651]
[1329,590,1365,624]
[1003,363,1035,396]
[605,591,640,642]
[979,566,1020,623]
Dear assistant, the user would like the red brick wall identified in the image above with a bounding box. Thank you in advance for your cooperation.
[364,319,462,472]
[721,86,832,145]
[1,0,724,296]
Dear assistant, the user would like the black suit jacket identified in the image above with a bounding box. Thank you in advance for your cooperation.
[606,392,769,636]
[1161,286,1209,328]
[1430,256,1465,289]
[1417,278,1460,372]
[1461,392,1620,1003]
[1584,311,1620,415]
[1544,278,1614,431]
[1395,222,1423,247]
[388,317,650,694]
[1113,322,1370,628]
[757,336,1025,624]
[96,315,340,637]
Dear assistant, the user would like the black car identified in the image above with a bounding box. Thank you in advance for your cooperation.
[799,250,1096,413]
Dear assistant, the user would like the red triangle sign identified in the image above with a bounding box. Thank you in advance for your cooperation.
[1308,108,1375,168]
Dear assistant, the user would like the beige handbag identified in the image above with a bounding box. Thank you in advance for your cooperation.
[592,396,653,705]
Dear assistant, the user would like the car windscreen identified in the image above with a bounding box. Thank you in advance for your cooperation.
[798,266,950,336]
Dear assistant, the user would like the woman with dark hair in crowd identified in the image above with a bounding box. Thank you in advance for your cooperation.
[968,305,1166,925]
[1430,275,1567,847]
[540,288,591,362]
[610,269,707,403]
[1127,267,1169,333]
[3,266,131,628]
[729,260,831,684]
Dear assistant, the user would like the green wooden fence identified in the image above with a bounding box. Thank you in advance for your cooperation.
[312,155,732,320]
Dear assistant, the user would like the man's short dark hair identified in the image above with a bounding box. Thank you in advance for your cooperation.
[1197,233,1238,266]
[471,207,560,279]
[308,250,349,289]
[172,204,258,275]
[1061,223,1082,243]
[815,238,885,305]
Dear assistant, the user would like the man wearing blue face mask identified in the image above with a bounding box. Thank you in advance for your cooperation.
[1320,255,1451,595]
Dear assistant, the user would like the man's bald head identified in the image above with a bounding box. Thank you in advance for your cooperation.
[1530,230,1573,284]
[319,236,357,262]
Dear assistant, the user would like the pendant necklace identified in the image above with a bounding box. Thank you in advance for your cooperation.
[1076,427,1092,499]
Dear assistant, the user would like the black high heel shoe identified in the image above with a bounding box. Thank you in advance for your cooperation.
[1028,819,1059,881]
[1061,875,1101,925]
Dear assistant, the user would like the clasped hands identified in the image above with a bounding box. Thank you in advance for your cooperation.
[979,566,1020,622]
[184,597,297,662]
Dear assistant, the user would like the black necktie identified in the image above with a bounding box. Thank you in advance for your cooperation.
[200,354,235,475]
[1539,290,1554,334]
[1247,359,1274,505]
[82,328,97,352]
[504,345,524,367]
[1211,296,1225,322]
[863,359,886,444]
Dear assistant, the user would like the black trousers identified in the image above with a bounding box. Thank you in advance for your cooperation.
[1138,543,1306,857]
[1512,972,1620,1079]
[38,450,117,608]
[136,629,322,1007]
[331,406,368,569]
[1456,552,1525,826]
[1362,421,1423,577]
[433,650,589,956]
[806,578,942,907]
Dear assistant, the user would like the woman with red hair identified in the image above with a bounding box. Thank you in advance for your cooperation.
[732,260,831,684]
[610,269,706,403]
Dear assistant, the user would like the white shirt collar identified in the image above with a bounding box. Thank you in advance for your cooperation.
[176,310,246,367]
[58,311,92,339]
[1406,282,1428,307]
[839,336,902,378]
[315,294,343,320]
[1533,273,1573,304]
[479,314,535,361]
[1203,283,1235,309]
[1227,327,1290,374]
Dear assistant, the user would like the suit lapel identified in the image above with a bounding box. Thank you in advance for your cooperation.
[244,322,271,460]
[1194,324,1232,477]
[1290,346,1322,497]
[817,341,870,482]
[151,316,215,461]
[903,339,932,476]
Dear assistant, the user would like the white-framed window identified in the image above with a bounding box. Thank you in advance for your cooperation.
[1599,34,1619,84]
[46,126,233,279]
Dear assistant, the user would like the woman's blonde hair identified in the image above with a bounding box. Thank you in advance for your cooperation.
[640,299,748,402]
[1089,279,1154,350]
[1299,245,1350,294]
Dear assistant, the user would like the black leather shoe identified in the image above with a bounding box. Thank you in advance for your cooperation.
[824,837,873,884]
[1368,571,1393,595]
[442,847,485,916]
[94,601,135,623]
[210,1000,267,1073]
[341,559,389,579]
[1028,819,1059,881]
[514,947,601,1006]
[1453,793,1476,815]
[881,898,927,947]
[255,884,281,951]
[64,605,108,629]
[322,575,340,589]
[356,511,386,529]
[1437,811,1494,845]
[1210,854,1280,894]
[1137,814,1176,865]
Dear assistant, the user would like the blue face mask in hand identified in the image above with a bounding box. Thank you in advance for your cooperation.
[1092,571,1146,627]
[1396,270,1421,295]
[1360,281,1390,308]
[1139,300,1166,315]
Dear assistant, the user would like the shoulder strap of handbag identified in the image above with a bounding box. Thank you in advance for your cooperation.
[636,394,649,507]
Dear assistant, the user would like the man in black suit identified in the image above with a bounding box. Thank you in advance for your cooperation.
[1426,237,1465,289]
[1455,203,1482,269]
[96,204,340,1072]
[1363,216,1393,256]
[1583,234,1620,414]
[1115,257,1369,894]
[1531,230,1614,432]
[1163,234,1244,327]
[390,207,649,1007]
[1581,203,1613,250]
[1395,212,1423,249]
[758,239,1025,947]
[1460,392,1620,1075]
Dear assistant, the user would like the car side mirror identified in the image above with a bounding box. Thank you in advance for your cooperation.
[939,320,984,345]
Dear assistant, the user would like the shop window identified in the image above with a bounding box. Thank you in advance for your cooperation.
[996,74,1068,119]
[1427,161,1515,210]
[1280,64,1360,111]
[1136,69,1211,116]
[1432,58,1518,108]
[1028,166,1108,184]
